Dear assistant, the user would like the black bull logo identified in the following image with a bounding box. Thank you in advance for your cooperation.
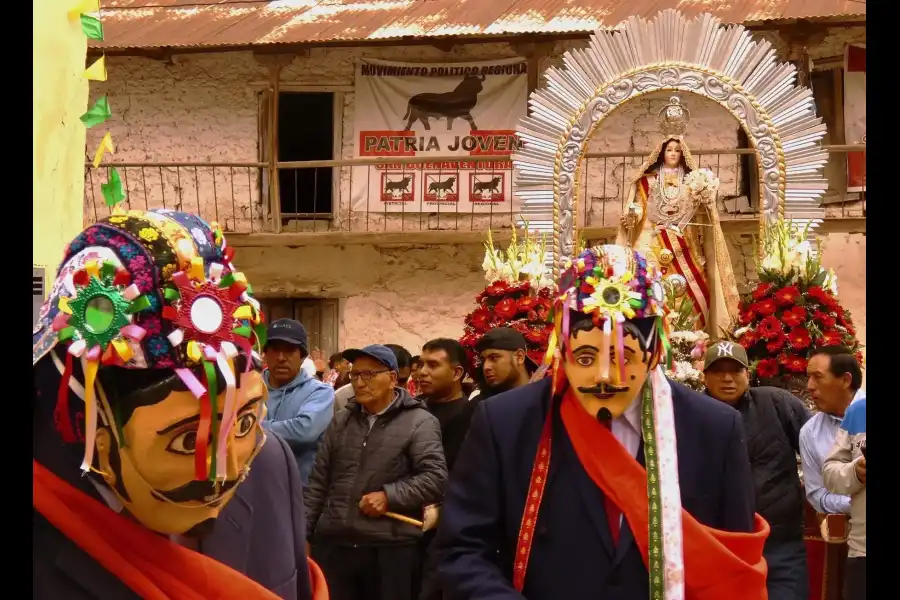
[428,177,456,195]
[403,74,485,131]
[472,176,502,195]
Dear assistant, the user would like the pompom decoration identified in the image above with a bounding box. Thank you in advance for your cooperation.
[460,227,555,374]
[51,259,152,472]
[728,219,863,398]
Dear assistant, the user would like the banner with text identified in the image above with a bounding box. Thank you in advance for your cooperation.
[352,58,528,213]
[844,44,866,192]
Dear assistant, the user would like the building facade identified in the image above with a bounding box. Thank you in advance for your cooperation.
[82,25,866,358]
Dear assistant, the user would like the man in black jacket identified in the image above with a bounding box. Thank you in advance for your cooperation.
[703,340,812,600]
[470,327,537,403]
[305,344,448,600]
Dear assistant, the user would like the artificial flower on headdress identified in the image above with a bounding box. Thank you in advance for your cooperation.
[546,245,672,384]
[50,258,155,471]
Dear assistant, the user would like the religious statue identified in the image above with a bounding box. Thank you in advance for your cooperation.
[616,96,740,332]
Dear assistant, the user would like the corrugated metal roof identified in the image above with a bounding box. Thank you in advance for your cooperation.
[94,0,867,50]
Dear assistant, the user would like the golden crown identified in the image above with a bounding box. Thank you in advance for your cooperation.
[658,96,690,137]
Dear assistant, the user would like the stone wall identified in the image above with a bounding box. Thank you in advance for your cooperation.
[235,242,487,353]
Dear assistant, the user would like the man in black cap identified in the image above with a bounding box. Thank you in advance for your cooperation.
[472,327,538,402]
[703,340,811,600]
[262,319,335,485]
[305,344,447,600]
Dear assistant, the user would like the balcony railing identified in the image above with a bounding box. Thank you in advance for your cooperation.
[85,146,865,234]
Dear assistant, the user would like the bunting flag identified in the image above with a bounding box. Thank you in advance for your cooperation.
[843,44,866,193]
[80,95,110,128]
[92,132,115,168]
[72,0,126,207]
[84,56,107,81]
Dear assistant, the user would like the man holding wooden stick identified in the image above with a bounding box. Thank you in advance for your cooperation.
[305,344,448,600]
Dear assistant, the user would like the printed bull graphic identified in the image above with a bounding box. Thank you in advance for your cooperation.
[403,75,485,131]
[424,173,460,204]
[472,176,502,195]
[380,173,415,204]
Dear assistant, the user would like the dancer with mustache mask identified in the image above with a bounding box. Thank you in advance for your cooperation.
[32,209,325,600]
[433,245,770,600]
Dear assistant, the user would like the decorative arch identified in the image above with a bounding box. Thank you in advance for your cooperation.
[513,10,828,275]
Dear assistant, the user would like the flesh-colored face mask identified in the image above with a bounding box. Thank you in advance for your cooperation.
[94,371,268,535]
[562,326,655,419]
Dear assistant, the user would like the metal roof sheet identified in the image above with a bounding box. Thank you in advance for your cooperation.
[94,0,867,50]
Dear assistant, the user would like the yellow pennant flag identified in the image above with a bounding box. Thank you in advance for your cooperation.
[68,0,101,22]
[84,56,107,81]
[92,132,115,168]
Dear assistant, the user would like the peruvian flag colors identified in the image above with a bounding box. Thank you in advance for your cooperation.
[844,44,866,192]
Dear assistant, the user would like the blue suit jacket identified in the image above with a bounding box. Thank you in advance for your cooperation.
[433,377,757,600]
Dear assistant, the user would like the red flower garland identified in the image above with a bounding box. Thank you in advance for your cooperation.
[736,282,862,379]
[460,281,554,373]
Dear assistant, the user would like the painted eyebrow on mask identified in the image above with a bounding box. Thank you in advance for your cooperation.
[155,397,263,435]
[572,345,600,353]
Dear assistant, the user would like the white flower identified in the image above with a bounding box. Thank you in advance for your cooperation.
[761,253,783,272]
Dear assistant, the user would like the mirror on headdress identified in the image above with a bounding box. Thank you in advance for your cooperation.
[84,296,116,333]
[190,296,224,334]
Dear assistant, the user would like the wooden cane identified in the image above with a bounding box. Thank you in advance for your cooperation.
[384,512,424,528]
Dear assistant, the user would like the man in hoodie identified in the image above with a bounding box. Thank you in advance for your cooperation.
[306,344,447,600]
[263,319,335,485]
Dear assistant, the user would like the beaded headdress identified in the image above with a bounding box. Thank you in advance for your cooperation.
[32,209,265,483]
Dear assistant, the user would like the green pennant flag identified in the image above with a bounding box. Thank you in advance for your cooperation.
[81,14,104,41]
[101,167,127,207]
[81,96,111,128]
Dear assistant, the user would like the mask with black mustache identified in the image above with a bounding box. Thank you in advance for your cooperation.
[578,383,630,396]
[154,478,239,504]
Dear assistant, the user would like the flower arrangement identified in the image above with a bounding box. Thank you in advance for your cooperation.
[731,219,862,382]
[684,168,720,205]
[662,277,708,390]
[460,227,555,372]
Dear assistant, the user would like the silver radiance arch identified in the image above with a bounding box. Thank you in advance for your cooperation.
[513,9,829,275]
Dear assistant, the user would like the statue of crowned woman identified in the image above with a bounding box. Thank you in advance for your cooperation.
[616,96,740,333]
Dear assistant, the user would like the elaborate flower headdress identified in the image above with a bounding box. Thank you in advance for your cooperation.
[33,209,266,483]
[546,245,672,383]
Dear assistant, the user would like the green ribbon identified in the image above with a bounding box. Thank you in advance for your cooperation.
[641,384,666,600]
[58,326,76,341]
[233,325,252,338]
[218,274,235,288]
[164,287,181,301]
[203,360,219,482]
[126,295,152,314]
[656,318,672,370]
[100,261,117,281]
[254,322,267,348]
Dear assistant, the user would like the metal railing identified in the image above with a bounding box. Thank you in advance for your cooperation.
[85,146,865,234]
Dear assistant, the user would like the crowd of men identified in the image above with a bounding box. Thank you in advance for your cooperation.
[261,316,866,600]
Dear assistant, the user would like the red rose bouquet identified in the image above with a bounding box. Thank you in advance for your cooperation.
[459,228,555,373]
[731,220,863,384]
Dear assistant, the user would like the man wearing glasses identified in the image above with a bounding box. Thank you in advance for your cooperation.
[305,344,448,600]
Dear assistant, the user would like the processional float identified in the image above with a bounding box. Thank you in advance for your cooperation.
[513,9,829,336]
[512,9,838,599]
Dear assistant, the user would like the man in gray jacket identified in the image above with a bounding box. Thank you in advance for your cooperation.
[305,344,447,600]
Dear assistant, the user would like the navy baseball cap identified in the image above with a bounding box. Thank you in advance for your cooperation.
[266,319,309,351]
[342,344,399,372]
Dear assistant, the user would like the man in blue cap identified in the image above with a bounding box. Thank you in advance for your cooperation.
[305,344,447,600]
[262,318,335,484]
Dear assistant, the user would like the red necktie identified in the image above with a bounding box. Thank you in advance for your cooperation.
[600,419,621,545]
